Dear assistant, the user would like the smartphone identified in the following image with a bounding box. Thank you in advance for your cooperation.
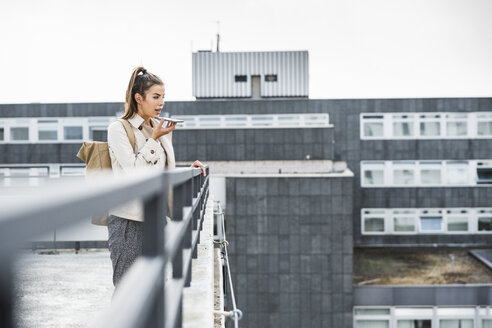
[163,117,184,123]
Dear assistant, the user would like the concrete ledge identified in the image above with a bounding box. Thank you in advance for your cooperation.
[470,249,492,270]
[354,285,492,306]
[182,196,215,328]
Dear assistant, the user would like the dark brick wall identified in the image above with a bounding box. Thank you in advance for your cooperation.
[172,127,334,161]
[0,144,84,164]
[225,176,353,328]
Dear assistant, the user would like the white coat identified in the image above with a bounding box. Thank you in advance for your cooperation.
[107,114,176,222]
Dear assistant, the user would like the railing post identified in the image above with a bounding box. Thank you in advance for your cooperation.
[181,177,193,287]
[142,176,167,328]
[0,255,13,328]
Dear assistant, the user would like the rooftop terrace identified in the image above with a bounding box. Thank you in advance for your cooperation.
[354,247,492,286]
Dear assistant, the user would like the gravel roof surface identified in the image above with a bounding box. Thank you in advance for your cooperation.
[13,249,114,328]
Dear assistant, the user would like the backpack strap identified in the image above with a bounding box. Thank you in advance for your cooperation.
[116,119,136,151]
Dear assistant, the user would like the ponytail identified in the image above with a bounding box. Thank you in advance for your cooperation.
[122,66,164,120]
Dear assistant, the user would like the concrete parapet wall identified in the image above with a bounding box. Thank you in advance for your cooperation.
[182,196,216,328]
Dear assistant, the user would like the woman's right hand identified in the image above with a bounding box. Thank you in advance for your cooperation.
[151,118,176,140]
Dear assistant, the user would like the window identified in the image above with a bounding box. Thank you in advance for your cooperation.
[61,166,85,176]
[362,208,492,235]
[394,216,416,233]
[0,127,4,141]
[446,113,468,137]
[397,320,431,328]
[354,308,390,315]
[362,115,384,138]
[265,74,277,82]
[64,126,83,140]
[234,75,247,82]
[38,119,58,141]
[364,218,385,233]
[420,215,443,232]
[477,113,492,136]
[478,217,492,232]
[355,321,389,328]
[484,319,492,328]
[439,319,473,328]
[10,127,29,141]
[354,308,390,328]
[362,160,492,187]
[393,162,415,185]
[363,163,385,185]
[476,162,492,184]
[420,162,441,185]
[361,112,492,140]
[251,115,274,127]
[446,162,469,185]
[88,118,110,141]
[419,114,441,137]
[447,216,468,232]
[393,210,417,233]
[392,114,414,137]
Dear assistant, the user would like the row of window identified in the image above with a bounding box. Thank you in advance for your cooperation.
[234,74,278,82]
[0,113,330,142]
[361,160,492,187]
[0,117,114,143]
[172,113,329,129]
[0,165,85,187]
[361,112,492,139]
[362,208,492,235]
[354,307,492,328]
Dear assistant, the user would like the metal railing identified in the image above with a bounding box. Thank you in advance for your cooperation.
[214,201,242,328]
[0,166,209,328]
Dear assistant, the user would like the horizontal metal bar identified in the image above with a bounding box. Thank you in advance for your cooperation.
[94,256,165,328]
[0,170,164,249]
[0,167,208,251]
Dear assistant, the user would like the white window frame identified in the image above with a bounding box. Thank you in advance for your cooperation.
[354,306,492,328]
[353,307,391,328]
[361,209,387,234]
[173,113,330,129]
[361,160,484,188]
[360,112,492,140]
[36,118,60,143]
[361,208,492,236]
[391,114,416,138]
[417,113,443,139]
[476,209,492,234]
[0,117,117,143]
[360,114,385,139]
[391,210,417,235]
[418,209,444,234]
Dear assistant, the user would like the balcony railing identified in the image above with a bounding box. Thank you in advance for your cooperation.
[0,166,209,328]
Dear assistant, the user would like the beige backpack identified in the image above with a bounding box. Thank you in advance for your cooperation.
[76,119,135,225]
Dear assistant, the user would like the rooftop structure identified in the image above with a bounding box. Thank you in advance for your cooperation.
[192,51,309,99]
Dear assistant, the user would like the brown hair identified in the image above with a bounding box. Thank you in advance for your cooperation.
[122,66,164,119]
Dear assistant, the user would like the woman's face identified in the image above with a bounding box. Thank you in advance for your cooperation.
[136,84,165,121]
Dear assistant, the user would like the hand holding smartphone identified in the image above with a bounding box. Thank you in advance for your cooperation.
[163,117,184,124]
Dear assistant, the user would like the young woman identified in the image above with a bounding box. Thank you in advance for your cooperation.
[107,66,205,286]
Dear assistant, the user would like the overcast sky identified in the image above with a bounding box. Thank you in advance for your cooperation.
[1,0,491,104]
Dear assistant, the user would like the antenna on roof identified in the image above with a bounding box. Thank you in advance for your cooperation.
[216,20,220,52]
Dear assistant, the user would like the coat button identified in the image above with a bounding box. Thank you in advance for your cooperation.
[146,139,148,142]
[154,161,158,164]
[151,150,155,154]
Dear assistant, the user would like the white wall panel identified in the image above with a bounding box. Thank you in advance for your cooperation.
[192,51,309,98]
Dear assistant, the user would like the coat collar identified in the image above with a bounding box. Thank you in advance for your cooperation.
[127,114,145,130]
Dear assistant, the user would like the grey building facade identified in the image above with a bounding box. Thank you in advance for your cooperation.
[1,96,492,327]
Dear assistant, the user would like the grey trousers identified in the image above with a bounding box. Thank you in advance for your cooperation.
[107,215,143,286]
